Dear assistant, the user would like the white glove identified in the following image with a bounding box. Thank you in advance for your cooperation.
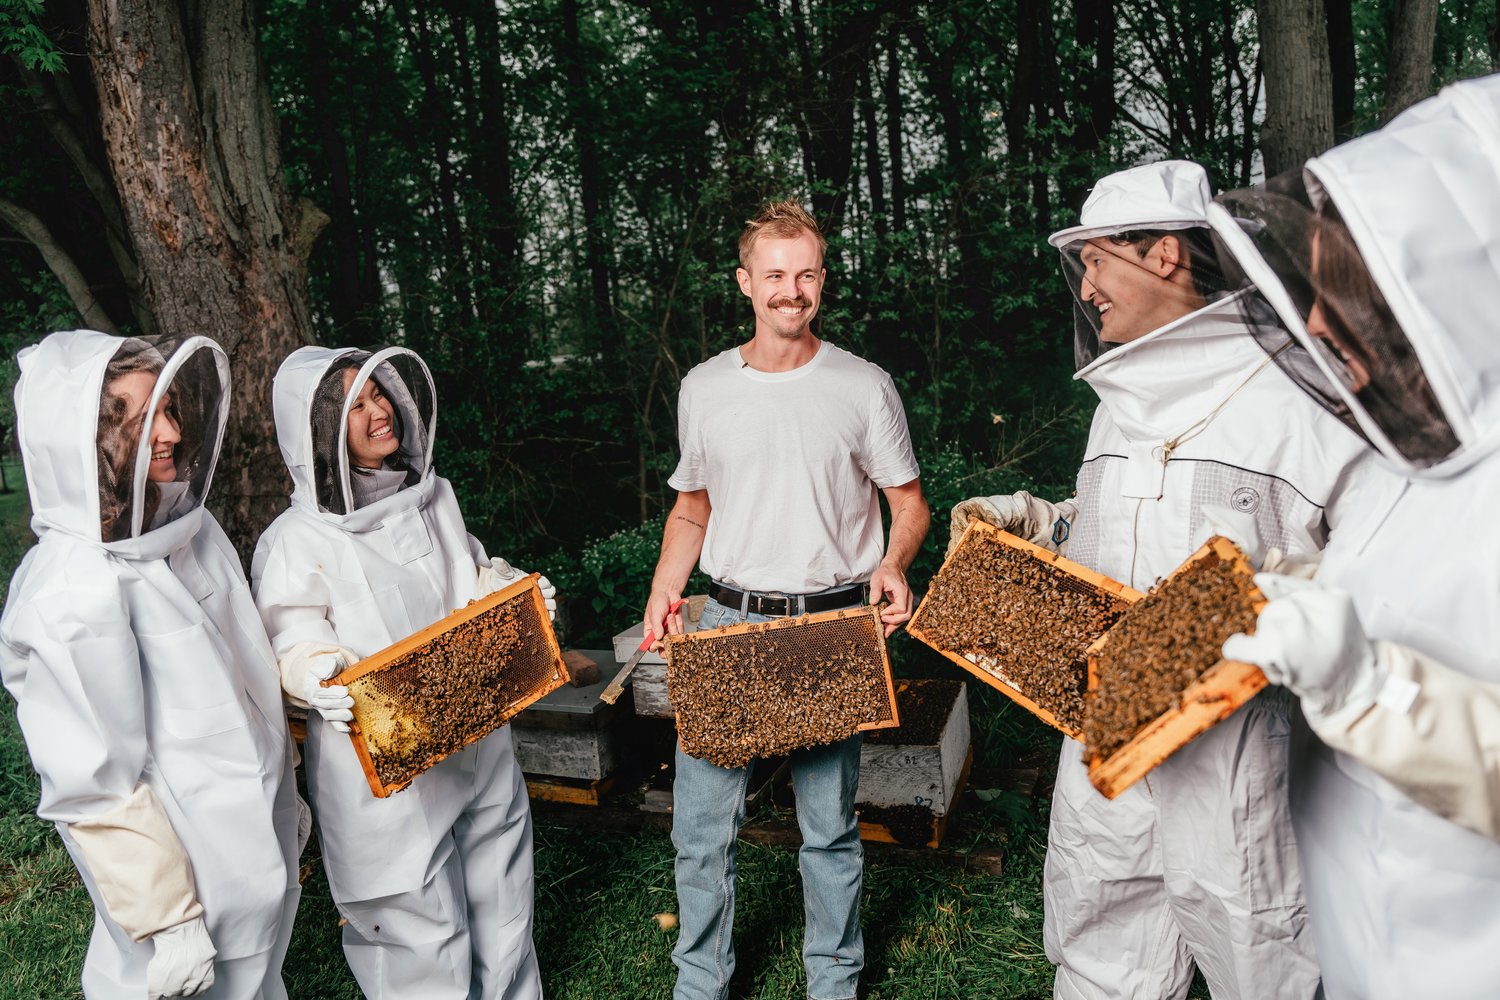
[1221,573,1386,730]
[146,916,216,998]
[1193,503,1265,567]
[947,491,1079,557]
[478,558,557,622]
[304,651,354,734]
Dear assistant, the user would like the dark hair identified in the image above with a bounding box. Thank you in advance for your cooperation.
[1106,227,1222,298]
[97,350,165,541]
[1312,202,1459,463]
[310,354,412,514]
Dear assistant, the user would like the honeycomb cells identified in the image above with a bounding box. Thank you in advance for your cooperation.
[348,589,560,794]
[666,608,894,769]
[1084,548,1260,762]
[916,529,1130,732]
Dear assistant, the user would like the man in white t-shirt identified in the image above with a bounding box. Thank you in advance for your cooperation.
[643,200,929,1000]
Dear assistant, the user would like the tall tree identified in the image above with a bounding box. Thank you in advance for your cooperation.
[1381,0,1440,121]
[83,0,319,549]
[1257,0,1336,175]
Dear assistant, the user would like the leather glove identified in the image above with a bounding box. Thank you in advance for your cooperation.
[947,491,1079,557]
[304,651,354,734]
[146,916,216,998]
[1222,573,1386,730]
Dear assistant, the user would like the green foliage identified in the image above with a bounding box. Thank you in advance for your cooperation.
[0,0,60,72]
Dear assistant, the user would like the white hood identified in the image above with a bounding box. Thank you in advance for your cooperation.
[271,345,438,523]
[14,330,228,558]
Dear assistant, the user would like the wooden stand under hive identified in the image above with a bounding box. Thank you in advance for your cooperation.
[330,574,569,798]
[664,604,899,768]
[907,520,1143,737]
[857,679,972,848]
[1084,536,1269,799]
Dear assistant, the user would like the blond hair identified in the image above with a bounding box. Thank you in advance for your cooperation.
[738,199,827,269]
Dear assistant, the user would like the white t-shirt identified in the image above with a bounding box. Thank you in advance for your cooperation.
[668,342,920,593]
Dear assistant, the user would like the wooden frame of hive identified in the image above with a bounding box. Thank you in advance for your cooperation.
[1084,536,1269,799]
[906,520,1144,738]
[663,603,901,762]
[331,573,569,798]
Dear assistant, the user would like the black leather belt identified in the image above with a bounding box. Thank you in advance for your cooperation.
[708,581,869,617]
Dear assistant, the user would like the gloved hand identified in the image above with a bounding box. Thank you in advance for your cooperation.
[947,491,1079,558]
[1192,503,1265,567]
[1221,573,1386,730]
[477,558,557,621]
[304,651,354,734]
[146,916,216,998]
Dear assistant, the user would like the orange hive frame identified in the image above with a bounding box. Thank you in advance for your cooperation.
[330,574,570,798]
[907,519,1144,738]
[664,603,901,754]
[1084,536,1269,799]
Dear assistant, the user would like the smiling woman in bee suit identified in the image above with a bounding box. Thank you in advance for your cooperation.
[1202,73,1500,998]
[0,331,303,999]
[251,346,549,999]
[952,160,1373,999]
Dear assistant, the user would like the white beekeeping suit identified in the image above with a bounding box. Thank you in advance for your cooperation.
[0,330,301,999]
[251,346,542,1000]
[1032,162,1371,1000]
[1205,73,1500,998]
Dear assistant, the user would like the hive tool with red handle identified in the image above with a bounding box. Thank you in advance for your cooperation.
[599,599,684,705]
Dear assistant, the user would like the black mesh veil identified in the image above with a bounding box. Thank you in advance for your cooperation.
[1058,226,1242,371]
[309,347,437,515]
[97,336,229,542]
[1210,178,1460,469]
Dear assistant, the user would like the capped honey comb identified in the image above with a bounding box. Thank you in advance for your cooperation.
[1084,537,1269,798]
[907,520,1142,736]
[331,574,568,797]
[664,604,899,769]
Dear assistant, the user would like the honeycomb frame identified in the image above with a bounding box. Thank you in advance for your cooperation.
[1084,536,1269,799]
[906,519,1144,738]
[330,574,569,798]
[664,603,900,768]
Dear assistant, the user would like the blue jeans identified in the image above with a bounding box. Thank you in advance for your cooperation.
[671,597,865,1000]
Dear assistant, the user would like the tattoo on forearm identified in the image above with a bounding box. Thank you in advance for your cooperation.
[674,514,706,530]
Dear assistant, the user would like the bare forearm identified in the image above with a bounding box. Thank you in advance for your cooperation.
[650,492,710,598]
[881,486,930,573]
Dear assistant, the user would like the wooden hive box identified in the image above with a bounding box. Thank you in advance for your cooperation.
[511,649,625,804]
[1084,537,1269,799]
[611,595,709,719]
[856,678,972,848]
[907,520,1143,738]
[331,574,569,798]
[664,604,899,769]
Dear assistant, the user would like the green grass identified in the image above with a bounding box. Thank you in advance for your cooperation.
[0,455,1189,998]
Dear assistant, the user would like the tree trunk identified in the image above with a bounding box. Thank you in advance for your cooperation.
[883,33,906,233]
[1325,0,1356,140]
[1381,0,1440,122]
[83,0,320,555]
[0,195,118,332]
[1257,0,1336,176]
[561,0,613,330]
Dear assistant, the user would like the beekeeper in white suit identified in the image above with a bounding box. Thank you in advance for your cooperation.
[1206,73,1500,997]
[0,330,302,999]
[952,161,1372,999]
[252,345,547,999]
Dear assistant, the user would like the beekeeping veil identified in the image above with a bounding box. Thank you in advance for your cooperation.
[16,331,230,545]
[1206,74,1500,476]
[1049,160,1240,371]
[273,346,437,516]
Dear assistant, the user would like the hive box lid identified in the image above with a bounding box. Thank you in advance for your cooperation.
[612,622,667,665]
[513,649,623,730]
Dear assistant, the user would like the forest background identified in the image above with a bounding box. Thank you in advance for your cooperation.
[0,1,1498,997]
[0,0,1496,647]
